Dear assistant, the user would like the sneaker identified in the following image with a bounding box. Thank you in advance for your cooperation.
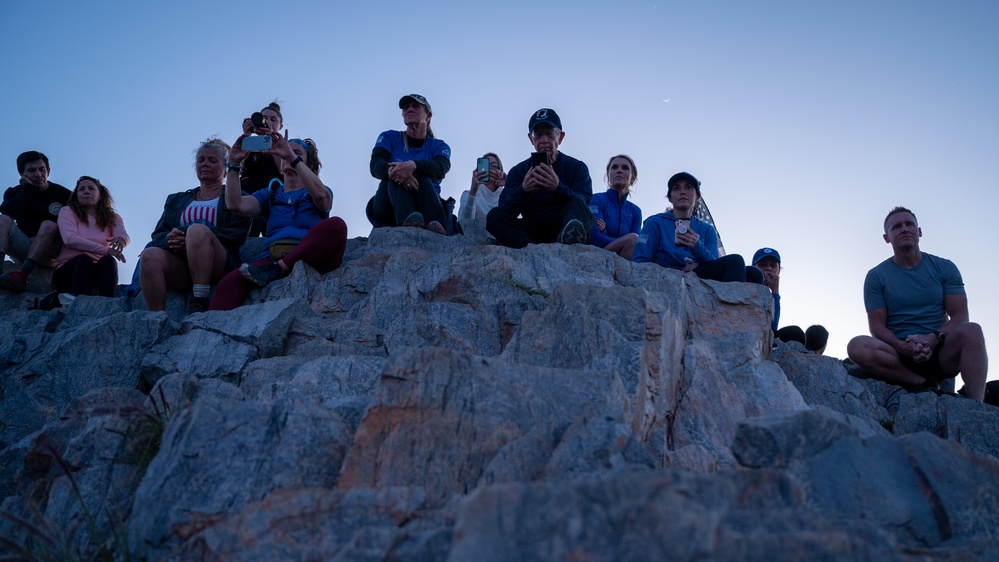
[187,296,210,314]
[57,293,77,307]
[557,219,587,245]
[426,220,446,235]
[0,270,27,292]
[240,261,286,288]
[402,212,425,229]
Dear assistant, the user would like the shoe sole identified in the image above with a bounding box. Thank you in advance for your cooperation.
[559,225,587,245]
[239,264,267,287]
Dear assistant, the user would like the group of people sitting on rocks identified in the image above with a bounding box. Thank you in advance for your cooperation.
[0,97,988,402]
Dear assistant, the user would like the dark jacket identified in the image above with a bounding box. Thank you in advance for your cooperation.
[147,188,250,259]
[498,151,592,224]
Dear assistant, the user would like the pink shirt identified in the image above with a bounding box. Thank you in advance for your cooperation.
[56,206,130,267]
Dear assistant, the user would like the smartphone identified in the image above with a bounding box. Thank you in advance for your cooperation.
[243,135,272,152]
[530,151,549,167]
[476,157,491,182]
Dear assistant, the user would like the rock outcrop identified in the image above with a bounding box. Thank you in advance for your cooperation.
[1,226,997,561]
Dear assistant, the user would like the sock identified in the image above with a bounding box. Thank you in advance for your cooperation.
[20,258,37,276]
[192,283,211,298]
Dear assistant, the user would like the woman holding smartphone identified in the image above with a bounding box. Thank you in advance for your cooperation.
[633,171,762,285]
[366,94,451,234]
[139,138,250,313]
[53,176,129,299]
[209,131,347,311]
[589,154,642,260]
[240,101,284,236]
[458,152,505,224]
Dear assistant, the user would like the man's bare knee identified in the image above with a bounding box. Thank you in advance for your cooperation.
[36,221,59,237]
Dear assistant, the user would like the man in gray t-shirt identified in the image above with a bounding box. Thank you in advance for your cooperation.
[847,207,988,401]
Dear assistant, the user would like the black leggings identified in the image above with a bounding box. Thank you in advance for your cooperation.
[368,176,446,226]
[694,254,764,284]
[52,254,119,297]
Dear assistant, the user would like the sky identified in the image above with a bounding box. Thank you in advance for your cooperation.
[2,1,997,380]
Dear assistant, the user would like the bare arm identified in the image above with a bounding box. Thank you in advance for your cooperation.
[225,134,262,217]
[867,308,920,359]
[294,159,332,213]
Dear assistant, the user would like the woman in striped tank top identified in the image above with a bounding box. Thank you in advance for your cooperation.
[139,138,250,313]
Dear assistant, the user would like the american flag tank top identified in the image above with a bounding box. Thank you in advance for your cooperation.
[180,198,220,227]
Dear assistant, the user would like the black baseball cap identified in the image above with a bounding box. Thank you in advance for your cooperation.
[528,108,562,132]
[667,172,701,196]
[399,94,431,112]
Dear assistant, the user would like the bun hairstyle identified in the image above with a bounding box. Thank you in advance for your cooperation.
[261,101,283,125]
[70,176,117,230]
[197,137,231,163]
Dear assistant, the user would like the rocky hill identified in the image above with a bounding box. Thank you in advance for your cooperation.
[1,223,998,561]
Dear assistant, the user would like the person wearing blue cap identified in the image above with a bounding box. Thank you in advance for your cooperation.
[752,247,819,347]
[486,108,593,248]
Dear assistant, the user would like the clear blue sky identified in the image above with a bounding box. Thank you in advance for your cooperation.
[2,1,997,378]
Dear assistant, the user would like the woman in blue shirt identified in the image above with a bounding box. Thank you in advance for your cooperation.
[366,94,452,235]
[589,155,642,260]
[210,131,347,311]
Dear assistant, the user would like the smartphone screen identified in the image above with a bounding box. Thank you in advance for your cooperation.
[476,158,490,182]
[530,152,549,167]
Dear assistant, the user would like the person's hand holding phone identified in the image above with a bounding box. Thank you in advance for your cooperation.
[534,163,559,192]
[229,134,249,166]
[522,167,543,192]
[266,129,295,162]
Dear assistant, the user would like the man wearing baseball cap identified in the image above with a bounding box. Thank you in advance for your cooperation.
[486,108,593,248]
[753,247,808,345]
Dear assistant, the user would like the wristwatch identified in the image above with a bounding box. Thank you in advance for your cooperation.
[933,330,947,345]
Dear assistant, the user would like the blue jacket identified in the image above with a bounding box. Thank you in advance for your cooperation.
[632,211,718,269]
[589,189,642,248]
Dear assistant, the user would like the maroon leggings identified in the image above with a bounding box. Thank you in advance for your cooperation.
[210,217,348,311]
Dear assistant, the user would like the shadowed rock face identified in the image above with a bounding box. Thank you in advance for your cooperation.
[1,227,997,560]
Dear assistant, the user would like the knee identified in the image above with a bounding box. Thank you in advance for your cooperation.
[185,224,217,247]
[140,248,167,275]
[36,220,59,237]
[0,214,11,231]
[953,322,985,345]
[727,254,746,268]
[327,216,348,237]
[846,336,872,360]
